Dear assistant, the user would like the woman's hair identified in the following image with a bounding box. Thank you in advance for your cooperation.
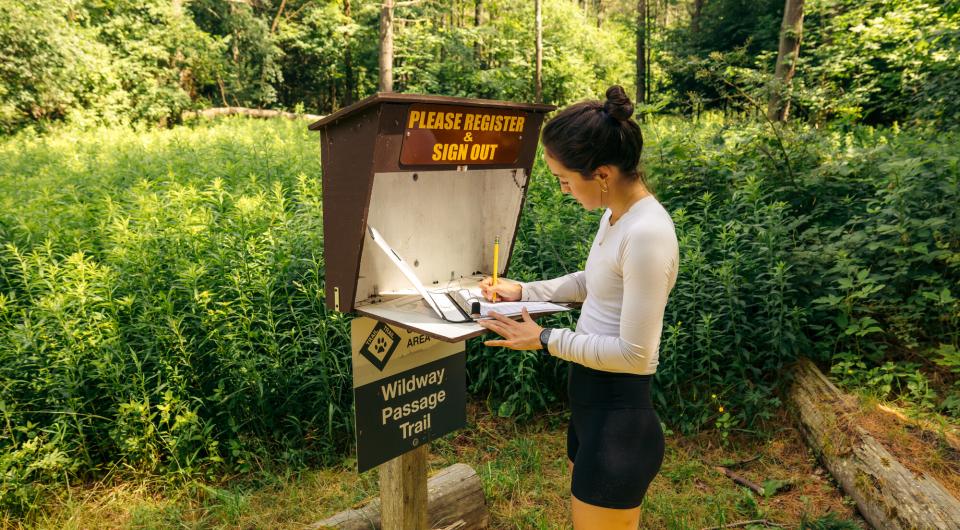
[541,85,645,184]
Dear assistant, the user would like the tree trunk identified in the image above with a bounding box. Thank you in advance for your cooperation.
[645,0,651,104]
[535,0,542,103]
[690,0,704,34]
[789,358,960,530]
[474,0,483,67]
[171,0,194,103]
[344,0,354,105]
[270,0,287,33]
[636,0,646,104]
[379,0,394,93]
[767,0,804,122]
[310,463,489,530]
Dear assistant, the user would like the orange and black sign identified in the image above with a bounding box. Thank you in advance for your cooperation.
[400,104,527,166]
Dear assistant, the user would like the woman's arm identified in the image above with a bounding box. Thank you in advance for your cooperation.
[519,270,587,303]
[546,230,677,374]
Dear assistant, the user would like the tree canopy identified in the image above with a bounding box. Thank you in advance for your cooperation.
[1,0,957,131]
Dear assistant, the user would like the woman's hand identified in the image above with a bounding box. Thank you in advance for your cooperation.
[477,308,543,350]
[478,276,522,302]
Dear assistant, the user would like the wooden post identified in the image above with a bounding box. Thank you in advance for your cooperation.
[379,445,428,530]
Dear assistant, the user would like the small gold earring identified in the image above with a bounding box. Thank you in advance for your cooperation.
[600,183,609,193]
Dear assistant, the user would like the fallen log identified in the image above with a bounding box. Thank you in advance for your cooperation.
[789,357,960,530]
[182,106,324,122]
[876,403,960,453]
[310,463,488,530]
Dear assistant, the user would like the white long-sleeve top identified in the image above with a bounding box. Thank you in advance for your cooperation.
[520,195,679,375]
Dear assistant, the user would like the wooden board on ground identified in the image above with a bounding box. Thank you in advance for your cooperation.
[310,463,489,530]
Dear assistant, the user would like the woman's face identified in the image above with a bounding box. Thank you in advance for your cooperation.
[543,150,603,210]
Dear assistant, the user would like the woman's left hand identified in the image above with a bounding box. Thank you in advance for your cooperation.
[477,307,543,350]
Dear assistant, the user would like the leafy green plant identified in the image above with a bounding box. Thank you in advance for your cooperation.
[935,344,960,416]
[812,267,886,363]
[0,119,351,516]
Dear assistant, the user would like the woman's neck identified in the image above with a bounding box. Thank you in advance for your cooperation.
[607,181,651,224]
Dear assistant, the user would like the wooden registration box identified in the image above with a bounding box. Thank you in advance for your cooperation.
[309,93,556,342]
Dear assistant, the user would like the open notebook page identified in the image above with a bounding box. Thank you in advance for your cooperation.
[452,287,568,319]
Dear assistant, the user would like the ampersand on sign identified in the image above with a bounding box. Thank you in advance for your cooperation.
[463,132,473,142]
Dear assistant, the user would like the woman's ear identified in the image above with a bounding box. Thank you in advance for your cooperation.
[593,165,614,184]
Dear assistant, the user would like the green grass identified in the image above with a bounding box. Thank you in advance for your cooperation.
[12,401,864,529]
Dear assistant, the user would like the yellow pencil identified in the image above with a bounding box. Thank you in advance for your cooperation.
[492,235,500,303]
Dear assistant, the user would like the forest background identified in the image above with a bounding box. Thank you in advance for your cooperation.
[4,0,960,131]
[1,0,959,527]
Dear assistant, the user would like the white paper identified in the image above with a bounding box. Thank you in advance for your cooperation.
[452,287,569,318]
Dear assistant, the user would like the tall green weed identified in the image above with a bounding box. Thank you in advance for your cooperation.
[0,119,352,516]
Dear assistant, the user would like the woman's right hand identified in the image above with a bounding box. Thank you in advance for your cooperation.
[479,277,522,302]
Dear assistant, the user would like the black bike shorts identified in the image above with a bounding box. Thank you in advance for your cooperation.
[566,363,665,509]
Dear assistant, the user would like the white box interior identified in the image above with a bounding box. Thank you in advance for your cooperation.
[355,168,528,303]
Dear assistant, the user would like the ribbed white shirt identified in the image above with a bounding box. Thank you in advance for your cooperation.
[520,195,679,375]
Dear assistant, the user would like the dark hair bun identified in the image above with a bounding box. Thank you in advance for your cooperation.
[603,85,634,122]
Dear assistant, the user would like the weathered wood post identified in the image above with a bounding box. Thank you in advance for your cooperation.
[380,445,428,529]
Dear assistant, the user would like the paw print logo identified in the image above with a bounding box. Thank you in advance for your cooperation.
[360,321,400,371]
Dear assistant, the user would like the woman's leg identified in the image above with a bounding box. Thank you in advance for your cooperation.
[571,454,638,529]
[568,406,663,528]
[572,495,641,530]
[569,460,642,528]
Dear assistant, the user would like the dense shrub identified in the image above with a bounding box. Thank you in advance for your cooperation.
[0,0,635,132]
[2,117,958,516]
[788,127,960,416]
[648,121,809,432]
[469,117,810,433]
[791,128,959,356]
[0,0,220,133]
[0,120,351,515]
[471,117,960,433]
[659,0,960,128]
[799,0,960,126]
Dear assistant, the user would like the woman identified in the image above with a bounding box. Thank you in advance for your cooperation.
[477,85,679,529]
